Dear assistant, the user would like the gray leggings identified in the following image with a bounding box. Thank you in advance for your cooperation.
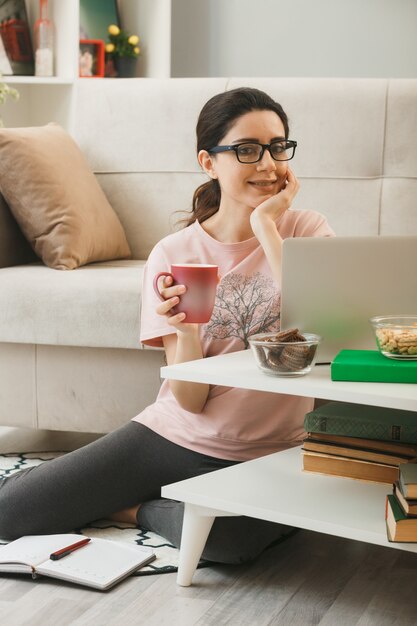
[0,422,292,563]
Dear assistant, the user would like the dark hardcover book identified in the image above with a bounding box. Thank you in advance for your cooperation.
[302,438,416,467]
[307,432,417,457]
[399,463,417,499]
[393,482,417,516]
[331,350,417,384]
[386,494,417,542]
[304,402,417,444]
[302,450,399,484]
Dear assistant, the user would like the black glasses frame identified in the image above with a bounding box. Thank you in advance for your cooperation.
[208,140,297,163]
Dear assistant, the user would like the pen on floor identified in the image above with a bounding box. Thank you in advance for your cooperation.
[49,537,91,561]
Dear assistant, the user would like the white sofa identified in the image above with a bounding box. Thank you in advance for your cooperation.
[0,77,416,433]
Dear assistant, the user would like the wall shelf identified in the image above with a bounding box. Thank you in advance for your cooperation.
[1,0,172,129]
[4,77,75,85]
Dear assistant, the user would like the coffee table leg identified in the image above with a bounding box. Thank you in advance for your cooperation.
[176,503,216,586]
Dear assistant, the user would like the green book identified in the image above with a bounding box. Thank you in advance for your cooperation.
[387,493,407,523]
[331,350,417,383]
[386,494,417,542]
[304,402,417,444]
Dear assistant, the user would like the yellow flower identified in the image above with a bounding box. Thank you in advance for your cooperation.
[134,47,140,55]
[128,35,139,46]
[108,24,120,36]
[105,43,115,53]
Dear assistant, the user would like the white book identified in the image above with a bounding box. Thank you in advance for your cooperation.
[0,534,156,590]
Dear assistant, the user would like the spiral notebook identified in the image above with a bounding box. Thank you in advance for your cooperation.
[0,534,155,590]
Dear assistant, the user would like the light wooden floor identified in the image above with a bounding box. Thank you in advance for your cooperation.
[1,427,417,625]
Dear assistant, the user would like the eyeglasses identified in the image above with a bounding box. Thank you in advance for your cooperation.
[208,140,297,164]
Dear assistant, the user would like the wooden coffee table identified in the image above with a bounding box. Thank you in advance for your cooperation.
[160,350,417,586]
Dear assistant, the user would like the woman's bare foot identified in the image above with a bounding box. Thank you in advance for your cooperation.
[109,504,141,524]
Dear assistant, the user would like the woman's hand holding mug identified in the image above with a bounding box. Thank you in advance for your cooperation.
[153,264,219,328]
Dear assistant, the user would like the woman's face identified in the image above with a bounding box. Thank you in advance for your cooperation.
[203,109,289,214]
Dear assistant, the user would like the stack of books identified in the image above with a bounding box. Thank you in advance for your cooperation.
[386,464,417,542]
[302,402,417,485]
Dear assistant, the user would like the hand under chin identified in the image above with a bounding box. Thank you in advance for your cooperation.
[277,178,287,192]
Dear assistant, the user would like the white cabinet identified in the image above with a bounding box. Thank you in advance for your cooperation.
[1,0,171,128]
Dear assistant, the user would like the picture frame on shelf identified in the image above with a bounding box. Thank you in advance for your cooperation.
[0,0,34,75]
[79,39,105,78]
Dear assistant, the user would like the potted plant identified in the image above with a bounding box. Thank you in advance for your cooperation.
[105,25,140,78]
[0,75,19,127]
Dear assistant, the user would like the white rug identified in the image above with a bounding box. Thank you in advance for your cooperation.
[0,451,209,576]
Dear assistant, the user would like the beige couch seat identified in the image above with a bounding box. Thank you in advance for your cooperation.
[0,260,144,349]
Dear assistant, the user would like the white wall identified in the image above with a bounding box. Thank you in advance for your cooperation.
[171,0,417,78]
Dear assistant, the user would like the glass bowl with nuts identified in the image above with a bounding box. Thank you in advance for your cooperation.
[248,328,321,376]
[369,315,417,360]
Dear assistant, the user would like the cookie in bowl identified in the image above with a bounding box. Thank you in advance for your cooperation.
[249,328,321,376]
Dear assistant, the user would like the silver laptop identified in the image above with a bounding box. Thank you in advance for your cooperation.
[280,235,417,364]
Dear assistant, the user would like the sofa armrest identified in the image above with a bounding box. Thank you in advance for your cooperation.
[0,193,38,268]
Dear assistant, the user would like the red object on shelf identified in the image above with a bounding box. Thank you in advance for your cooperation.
[5,16,33,62]
[79,39,105,78]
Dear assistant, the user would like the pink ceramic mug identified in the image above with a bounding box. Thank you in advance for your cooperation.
[153,264,219,324]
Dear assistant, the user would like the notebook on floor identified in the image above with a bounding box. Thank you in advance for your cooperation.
[280,235,417,364]
[0,534,156,590]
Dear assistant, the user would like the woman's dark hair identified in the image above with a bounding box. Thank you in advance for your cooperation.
[186,87,290,227]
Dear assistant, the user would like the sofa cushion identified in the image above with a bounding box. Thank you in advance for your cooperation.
[0,193,38,268]
[0,261,145,349]
[0,123,131,270]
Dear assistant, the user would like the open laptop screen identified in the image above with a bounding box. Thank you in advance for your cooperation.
[280,235,417,364]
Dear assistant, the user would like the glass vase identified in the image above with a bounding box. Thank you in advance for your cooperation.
[34,0,54,76]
